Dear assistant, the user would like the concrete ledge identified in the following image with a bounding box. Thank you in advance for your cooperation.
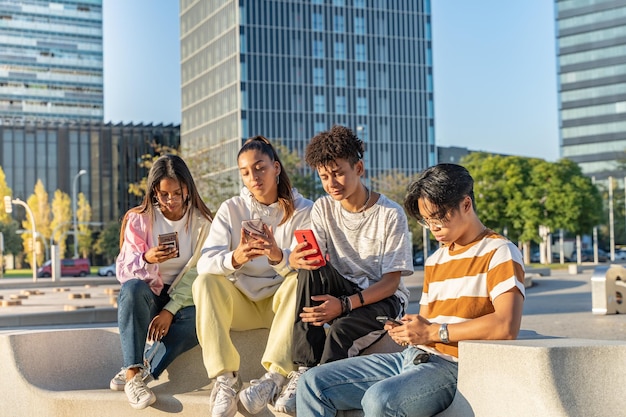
[436,338,626,417]
[0,327,401,416]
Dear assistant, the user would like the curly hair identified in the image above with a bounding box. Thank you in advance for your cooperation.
[305,125,364,169]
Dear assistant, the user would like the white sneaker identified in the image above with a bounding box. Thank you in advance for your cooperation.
[210,373,243,417]
[110,367,152,391]
[274,367,309,414]
[239,372,285,414]
[124,374,156,410]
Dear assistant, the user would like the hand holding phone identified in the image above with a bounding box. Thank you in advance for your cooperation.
[158,232,179,258]
[242,219,268,240]
[294,229,326,266]
[376,316,404,327]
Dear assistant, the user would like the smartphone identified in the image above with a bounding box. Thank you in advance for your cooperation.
[376,316,404,327]
[294,229,326,266]
[158,232,179,258]
[241,219,267,240]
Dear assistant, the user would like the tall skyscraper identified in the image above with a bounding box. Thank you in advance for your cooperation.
[556,0,626,183]
[180,0,435,191]
[0,0,103,122]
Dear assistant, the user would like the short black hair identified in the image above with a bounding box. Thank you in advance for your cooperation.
[305,125,364,169]
[404,163,475,221]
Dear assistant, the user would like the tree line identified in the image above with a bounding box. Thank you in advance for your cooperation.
[0,146,613,268]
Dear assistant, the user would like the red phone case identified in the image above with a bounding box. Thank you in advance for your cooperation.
[294,229,326,266]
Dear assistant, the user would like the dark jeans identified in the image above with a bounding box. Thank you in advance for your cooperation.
[117,279,198,379]
[292,262,401,367]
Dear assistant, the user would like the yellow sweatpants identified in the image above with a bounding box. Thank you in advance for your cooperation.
[192,272,298,378]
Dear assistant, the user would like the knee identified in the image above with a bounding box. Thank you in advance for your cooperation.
[192,273,230,303]
[119,279,151,303]
[362,382,395,416]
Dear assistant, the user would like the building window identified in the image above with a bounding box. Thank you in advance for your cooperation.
[334,41,346,59]
[335,68,346,86]
[312,13,324,31]
[356,70,367,88]
[355,43,366,61]
[335,95,347,114]
[313,67,325,85]
[314,121,326,133]
[357,97,368,115]
[355,16,365,34]
[354,0,365,7]
[334,14,345,32]
[313,40,325,58]
[333,0,345,5]
[314,95,326,113]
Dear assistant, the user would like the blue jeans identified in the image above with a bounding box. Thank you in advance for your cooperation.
[117,279,198,379]
[296,346,458,417]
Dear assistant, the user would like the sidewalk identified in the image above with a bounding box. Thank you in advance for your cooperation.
[1,267,626,342]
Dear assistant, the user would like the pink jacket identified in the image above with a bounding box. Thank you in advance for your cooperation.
[116,208,211,300]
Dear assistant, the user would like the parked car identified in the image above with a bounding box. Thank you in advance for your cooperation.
[614,250,626,261]
[37,258,91,278]
[570,249,609,263]
[98,263,116,277]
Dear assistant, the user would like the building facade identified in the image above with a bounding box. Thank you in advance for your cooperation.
[556,0,626,183]
[179,0,435,193]
[0,0,103,122]
[0,120,180,225]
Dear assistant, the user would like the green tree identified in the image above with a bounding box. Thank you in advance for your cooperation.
[371,170,424,249]
[22,180,51,266]
[50,190,72,258]
[274,141,321,200]
[0,167,13,225]
[94,221,121,263]
[0,221,23,256]
[77,192,93,258]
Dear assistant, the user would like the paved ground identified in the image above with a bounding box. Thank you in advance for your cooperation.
[1,265,626,341]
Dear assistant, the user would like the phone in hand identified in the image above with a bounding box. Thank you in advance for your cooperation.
[294,229,326,266]
[158,232,179,258]
[241,219,268,240]
[376,316,404,327]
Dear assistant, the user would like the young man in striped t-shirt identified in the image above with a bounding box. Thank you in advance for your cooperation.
[296,163,525,417]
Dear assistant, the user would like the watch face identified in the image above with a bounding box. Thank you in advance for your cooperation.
[439,324,449,343]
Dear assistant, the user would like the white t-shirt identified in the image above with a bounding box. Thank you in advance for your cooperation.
[311,193,413,308]
[153,208,192,285]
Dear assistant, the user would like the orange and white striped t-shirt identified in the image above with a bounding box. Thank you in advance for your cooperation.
[419,230,525,359]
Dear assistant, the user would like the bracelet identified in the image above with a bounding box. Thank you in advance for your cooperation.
[356,290,365,306]
[338,295,351,315]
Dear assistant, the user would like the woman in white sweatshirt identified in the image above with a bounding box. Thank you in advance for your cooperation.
[193,136,313,417]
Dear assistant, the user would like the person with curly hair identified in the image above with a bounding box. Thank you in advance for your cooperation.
[273,125,413,413]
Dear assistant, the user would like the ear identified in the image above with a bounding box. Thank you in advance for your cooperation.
[355,159,365,176]
[274,160,281,176]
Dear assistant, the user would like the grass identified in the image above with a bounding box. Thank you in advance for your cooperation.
[0,266,107,279]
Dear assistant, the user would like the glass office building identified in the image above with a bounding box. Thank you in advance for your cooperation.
[556,0,626,183]
[180,0,435,191]
[0,0,103,122]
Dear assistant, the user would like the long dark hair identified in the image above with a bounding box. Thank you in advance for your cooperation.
[120,154,213,247]
[238,136,295,225]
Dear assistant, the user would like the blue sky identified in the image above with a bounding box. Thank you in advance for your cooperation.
[103,0,560,161]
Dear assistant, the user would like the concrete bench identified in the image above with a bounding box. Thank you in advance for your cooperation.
[436,338,626,417]
[0,327,401,417]
[4,327,625,417]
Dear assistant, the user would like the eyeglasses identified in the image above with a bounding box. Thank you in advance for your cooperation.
[156,188,184,203]
[417,216,447,230]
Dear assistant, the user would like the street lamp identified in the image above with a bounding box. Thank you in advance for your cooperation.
[72,169,87,258]
[4,196,38,282]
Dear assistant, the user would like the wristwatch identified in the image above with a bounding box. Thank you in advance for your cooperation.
[439,323,449,344]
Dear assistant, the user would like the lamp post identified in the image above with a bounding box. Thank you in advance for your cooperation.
[72,169,87,258]
[4,196,38,282]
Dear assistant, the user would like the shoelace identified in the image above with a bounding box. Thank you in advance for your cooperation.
[127,378,151,401]
[213,382,237,409]
[283,369,306,394]
[249,377,279,403]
